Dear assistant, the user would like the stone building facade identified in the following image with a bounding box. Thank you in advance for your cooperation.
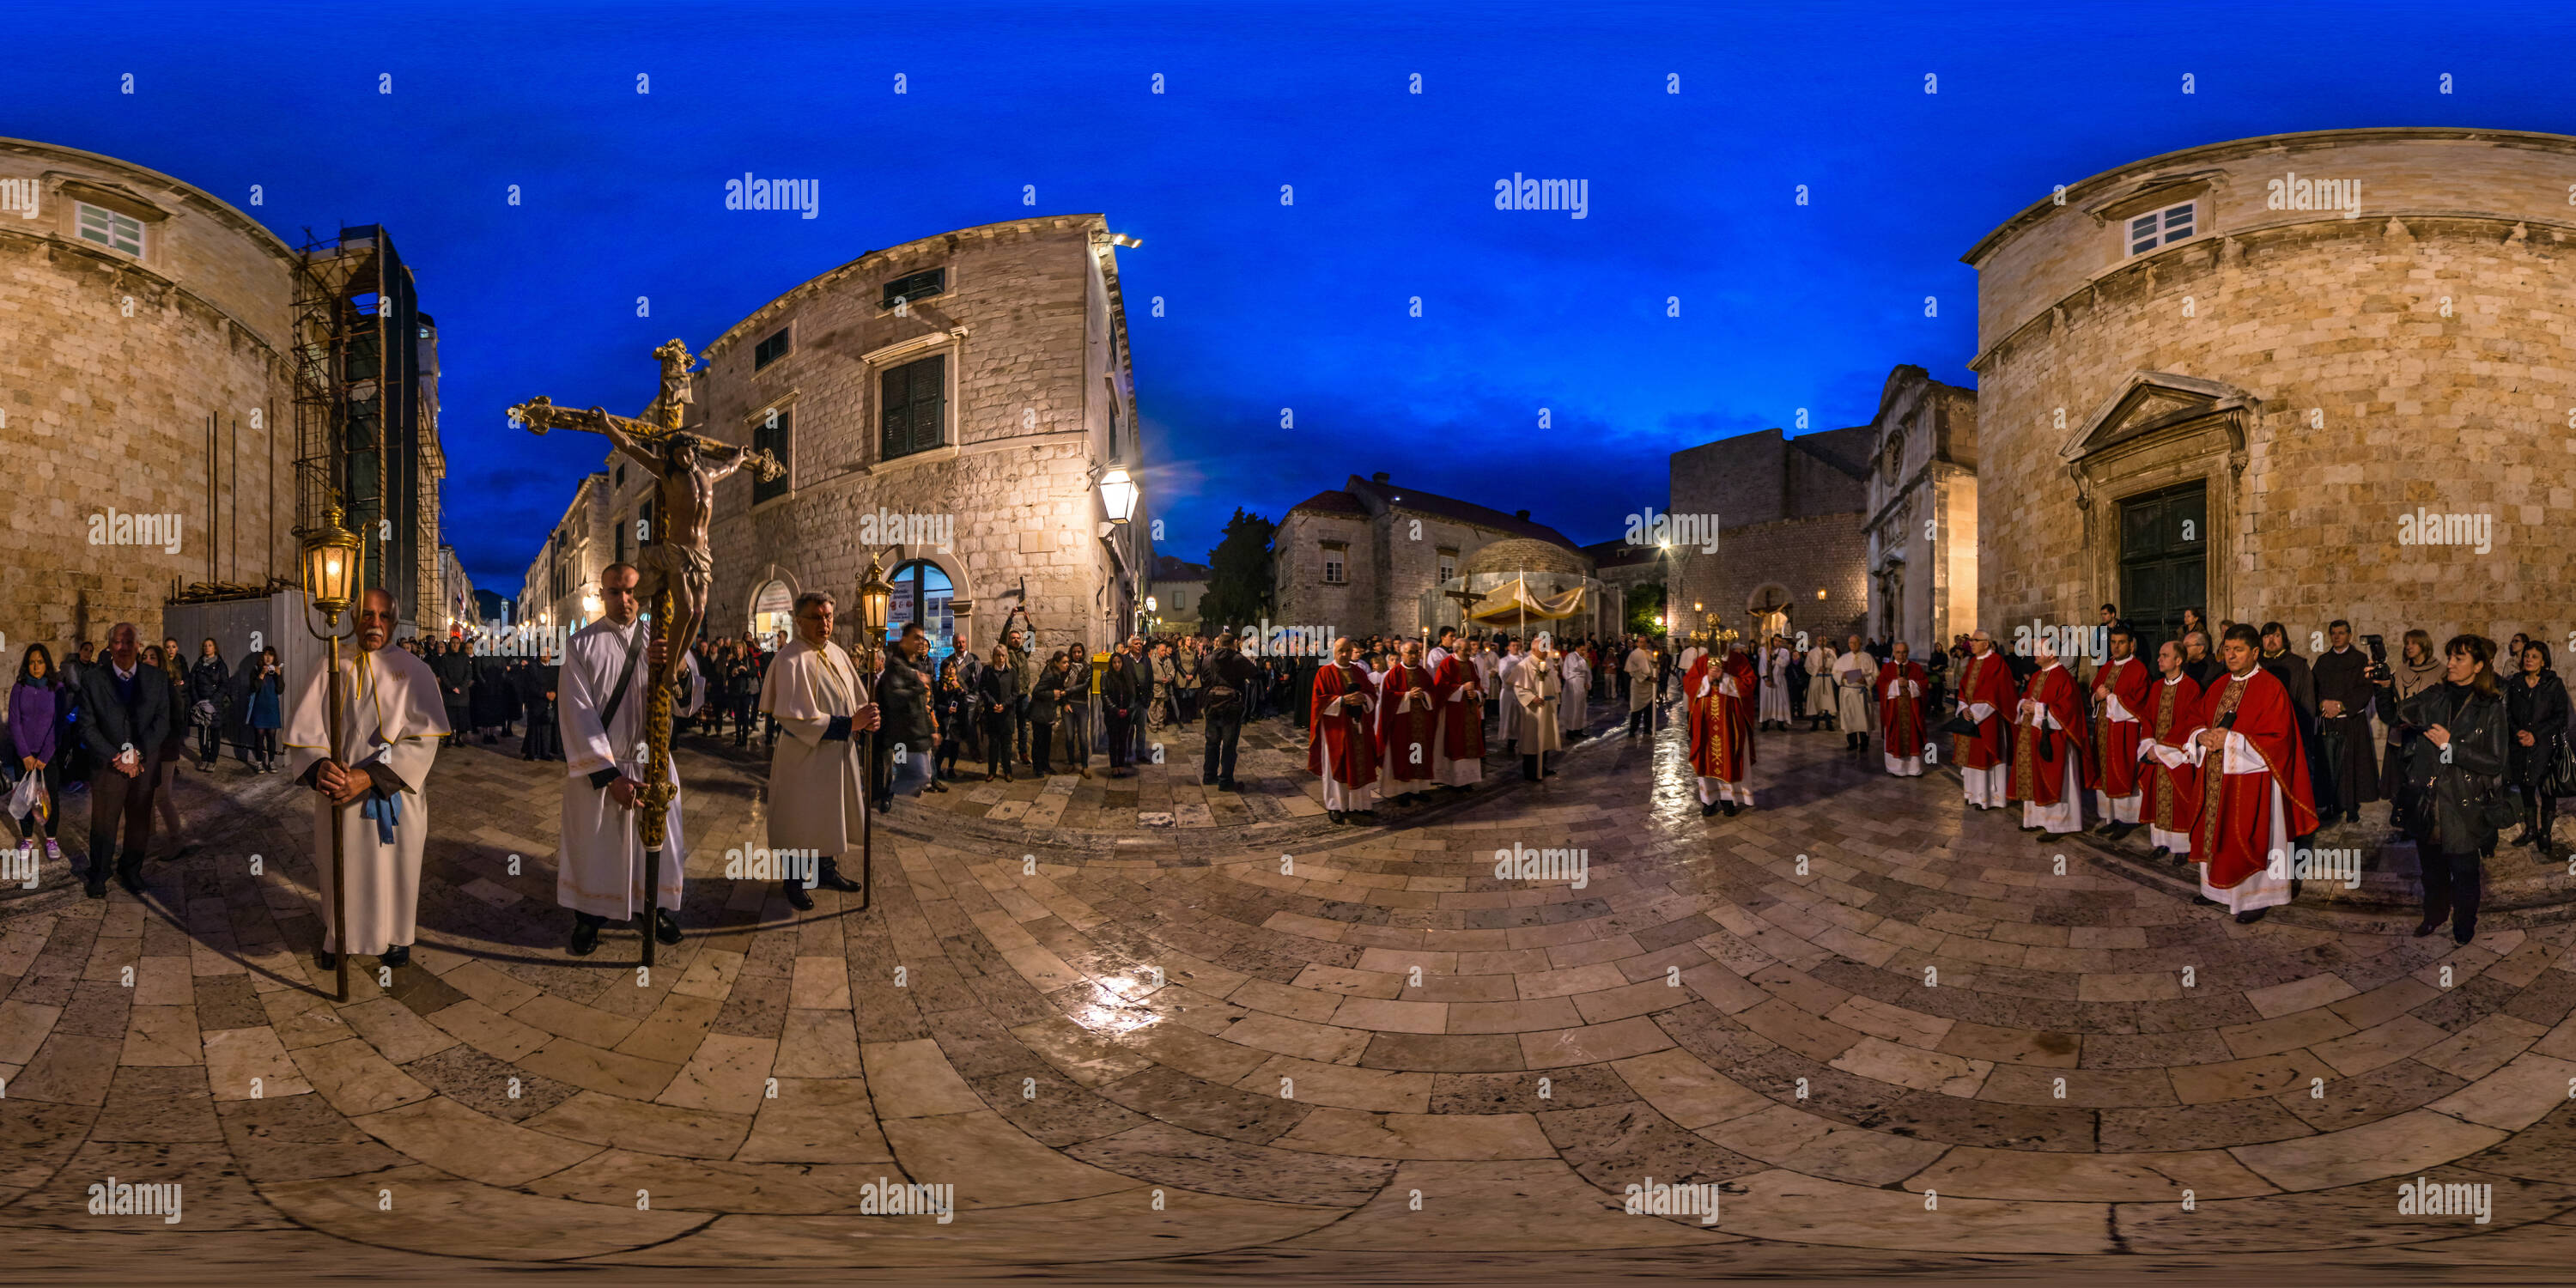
[1862,366,1980,653]
[1965,127,2576,653]
[0,137,295,651]
[1666,426,1871,647]
[681,214,1149,659]
[1273,472,1585,638]
[1150,555,1210,635]
[517,471,611,646]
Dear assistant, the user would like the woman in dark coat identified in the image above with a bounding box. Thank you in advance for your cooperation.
[933,662,969,786]
[2377,634,2512,945]
[975,645,1016,782]
[2506,640,2570,856]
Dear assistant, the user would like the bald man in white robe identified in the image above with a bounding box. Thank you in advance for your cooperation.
[760,591,879,911]
[286,588,449,971]
[559,562,704,956]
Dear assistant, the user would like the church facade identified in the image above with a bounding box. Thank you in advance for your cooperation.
[1965,127,2576,653]
[1862,366,1979,653]
[1665,425,1872,648]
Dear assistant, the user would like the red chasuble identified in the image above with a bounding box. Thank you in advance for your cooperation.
[1306,662,1380,786]
[1376,663,1438,783]
[1952,651,2014,769]
[1877,659,1927,755]
[1431,654,1485,760]
[1686,654,1758,781]
[2087,655,2154,798]
[2140,673,2205,832]
[2008,664,2088,805]
[2189,666,2321,889]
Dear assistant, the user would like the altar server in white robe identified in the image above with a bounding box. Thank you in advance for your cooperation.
[559,562,705,957]
[1805,639,1840,731]
[1513,635,1564,780]
[1757,638,1794,730]
[1558,645,1591,739]
[1496,640,1528,753]
[761,590,880,911]
[1832,635,1875,751]
[287,588,449,970]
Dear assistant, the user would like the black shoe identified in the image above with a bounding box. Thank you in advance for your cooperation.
[1701,801,1718,817]
[1722,800,1740,817]
[315,947,337,969]
[2235,908,2269,924]
[1218,779,1240,792]
[2455,927,2476,945]
[568,918,601,957]
[1202,773,1217,786]
[85,878,107,899]
[118,865,144,896]
[2147,845,2170,862]
[380,945,410,970]
[1328,810,1346,823]
[2511,828,2537,847]
[654,909,682,945]
[2413,920,2440,938]
[815,858,862,893]
[783,881,815,911]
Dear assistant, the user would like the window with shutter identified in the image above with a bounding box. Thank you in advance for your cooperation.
[880,355,947,461]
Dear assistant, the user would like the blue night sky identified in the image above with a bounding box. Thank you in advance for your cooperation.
[14,1,2575,589]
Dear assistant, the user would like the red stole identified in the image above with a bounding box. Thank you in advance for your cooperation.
[2190,666,2321,888]
[1953,651,2014,769]
[1376,663,1438,782]
[2009,665,2087,805]
[1306,662,1380,786]
[1877,660,1926,754]
[1431,654,1485,760]
[2087,656,2153,797]
[1686,655,1757,781]
[2141,673,2205,832]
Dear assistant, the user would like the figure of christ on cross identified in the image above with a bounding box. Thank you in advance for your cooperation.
[511,339,781,694]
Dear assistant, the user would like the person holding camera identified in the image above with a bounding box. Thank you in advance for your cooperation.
[2373,633,2512,944]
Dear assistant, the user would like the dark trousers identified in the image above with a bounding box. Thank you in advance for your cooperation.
[1204,712,1243,783]
[1105,709,1134,769]
[938,730,965,777]
[523,716,561,760]
[2420,847,2483,940]
[87,756,160,876]
[1012,700,1032,762]
[1627,707,1650,735]
[984,713,1012,775]
[1063,705,1091,769]
[14,758,63,839]
[1030,720,1056,775]
[193,711,223,765]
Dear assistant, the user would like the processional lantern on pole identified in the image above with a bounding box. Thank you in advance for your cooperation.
[507,339,783,967]
[853,549,894,912]
[299,501,362,1002]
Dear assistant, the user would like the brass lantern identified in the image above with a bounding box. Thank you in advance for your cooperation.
[858,552,895,644]
[1098,465,1139,526]
[301,502,363,622]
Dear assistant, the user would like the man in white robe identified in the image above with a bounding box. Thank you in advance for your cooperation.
[1624,641,1656,736]
[1758,637,1794,730]
[1805,639,1839,731]
[1427,627,1455,673]
[1513,635,1564,780]
[1496,641,1527,753]
[286,588,448,970]
[761,590,880,911]
[1472,640,1500,735]
[560,562,705,956]
[1558,646,1590,740]
[1832,635,1874,752]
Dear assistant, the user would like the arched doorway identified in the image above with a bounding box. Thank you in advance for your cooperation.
[887,559,957,660]
[748,579,793,649]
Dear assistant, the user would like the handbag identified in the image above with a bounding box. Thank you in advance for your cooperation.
[2543,734,2576,799]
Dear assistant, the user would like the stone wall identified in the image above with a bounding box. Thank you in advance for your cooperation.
[1967,129,2576,649]
[1672,512,1868,647]
[696,216,1142,658]
[0,138,297,655]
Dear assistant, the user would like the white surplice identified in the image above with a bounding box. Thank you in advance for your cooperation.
[760,635,869,856]
[284,643,449,956]
[558,617,705,920]
[1558,652,1590,735]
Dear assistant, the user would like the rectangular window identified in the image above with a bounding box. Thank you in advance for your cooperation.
[883,267,945,310]
[753,326,791,370]
[1321,544,1346,585]
[880,354,947,460]
[753,410,791,504]
[76,203,143,256]
[2127,201,2195,256]
[1437,548,1458,583]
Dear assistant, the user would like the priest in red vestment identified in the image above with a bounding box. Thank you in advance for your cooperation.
[1686,642,1759,817]
[2137,639,2205,864]
[1877,642,1929,777]
[1431,641,1485,787]
[1952,631,2014,808]
[1308,637,1380,823]
[2087,625,2154,838]
[1376,641,1439,800]
[2009,636,2089,838]
[2184,624,2319,922]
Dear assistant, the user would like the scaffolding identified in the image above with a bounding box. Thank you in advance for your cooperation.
[289,226,431,620]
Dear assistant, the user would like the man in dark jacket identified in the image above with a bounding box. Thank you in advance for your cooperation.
[519,651,562,761]
[1101,636,1144,777]
[872,623,937,808]
[1200,632,1263,790]
[76,622,173,896]
[434,640,474,740]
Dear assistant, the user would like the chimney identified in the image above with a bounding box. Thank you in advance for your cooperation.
[1515,509,1531,520]
[1371,471,1390,483]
